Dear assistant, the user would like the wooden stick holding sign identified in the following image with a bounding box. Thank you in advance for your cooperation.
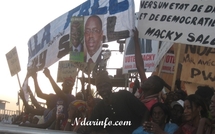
[158,54,167,76]
[171,43,182,91]
[5,46,22,115]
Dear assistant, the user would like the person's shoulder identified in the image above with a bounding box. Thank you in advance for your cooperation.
[116,90,133,96]
[94,98,102,104]
[64,94,76,103]
[166,122,178,127]
[93,99,105,109]
[165,123,179,132]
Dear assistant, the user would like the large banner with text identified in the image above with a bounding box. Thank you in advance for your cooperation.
[27,0,135,71]
[138,0,215,48]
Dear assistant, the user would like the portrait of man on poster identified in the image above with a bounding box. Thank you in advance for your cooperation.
[84,15,104,63]
[70,17,84,53]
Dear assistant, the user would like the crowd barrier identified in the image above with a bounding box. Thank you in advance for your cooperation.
[0,123,76,134]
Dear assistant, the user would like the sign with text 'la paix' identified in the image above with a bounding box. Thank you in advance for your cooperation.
[138,0,215,48]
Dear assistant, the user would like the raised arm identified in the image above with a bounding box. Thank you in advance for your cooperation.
[43,68,67,100]
[31,71,49,100]
[19,89,44,116]
[133,28,147,82]
[26,85,44,110]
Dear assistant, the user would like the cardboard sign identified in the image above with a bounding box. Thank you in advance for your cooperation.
[57,61,78,82]
[5,47,21,76]
[181,45,215,86]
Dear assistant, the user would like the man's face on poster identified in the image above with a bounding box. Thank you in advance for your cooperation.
[84,16,103,56]
[71,21,82,47]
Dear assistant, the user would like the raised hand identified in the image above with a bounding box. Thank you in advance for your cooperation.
[43,67,51,78]
[31,71,37,80]
[19,89,25,100]
[26,86,33,95]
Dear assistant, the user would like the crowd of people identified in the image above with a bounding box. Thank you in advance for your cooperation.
[8,26,215,134]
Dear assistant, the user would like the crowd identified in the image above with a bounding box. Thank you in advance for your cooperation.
[10,28,215,134]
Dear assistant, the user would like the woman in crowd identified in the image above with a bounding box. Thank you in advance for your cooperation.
[174,94,208,134]
[196,92,215,134]
[133,102,178,134]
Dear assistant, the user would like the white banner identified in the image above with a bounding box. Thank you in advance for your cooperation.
[27,0,135,71]
[138,0,215,48]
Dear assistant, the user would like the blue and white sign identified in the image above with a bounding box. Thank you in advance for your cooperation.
[27,0,135,71]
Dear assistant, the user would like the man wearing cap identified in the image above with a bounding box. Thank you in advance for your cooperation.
[87,71,149,134]
[170,99,184,126]
[43,68,76,130]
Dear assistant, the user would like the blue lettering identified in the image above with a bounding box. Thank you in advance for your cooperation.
[78,1,90,16]
[91,0,107,15]
[41,24,51,48]
[28,34,38,58]
[109,0,129,14]
[63,1,91,30]
[29,0,130,60]
[63,6,81,30]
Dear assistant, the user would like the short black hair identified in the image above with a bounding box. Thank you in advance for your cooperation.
[95,71,112,88]
[150,102,170,123]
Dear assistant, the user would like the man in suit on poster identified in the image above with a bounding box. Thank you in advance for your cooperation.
[84,15,103,63]
[70,20,84,52]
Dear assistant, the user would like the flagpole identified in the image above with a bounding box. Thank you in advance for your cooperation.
[16,73,21,115]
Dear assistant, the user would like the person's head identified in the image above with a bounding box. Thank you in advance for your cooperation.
[164,89,187,109]
[62,77,75,94]
[84,15,103,56]
[32,115,39,124]
[170,99,184,126]
[68,100,87,119]
[71,21,82,48]
[150,102,170,126]
[46,94,58,109]
[76,92,85,100]
[21,114,28,123]
[195,85,214,110]
[87,94,95,107]
[141,75,170,97]
[183,94,208,122]
[28,113,34,123]
[95,71,112,102]
[209,92,215,119]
